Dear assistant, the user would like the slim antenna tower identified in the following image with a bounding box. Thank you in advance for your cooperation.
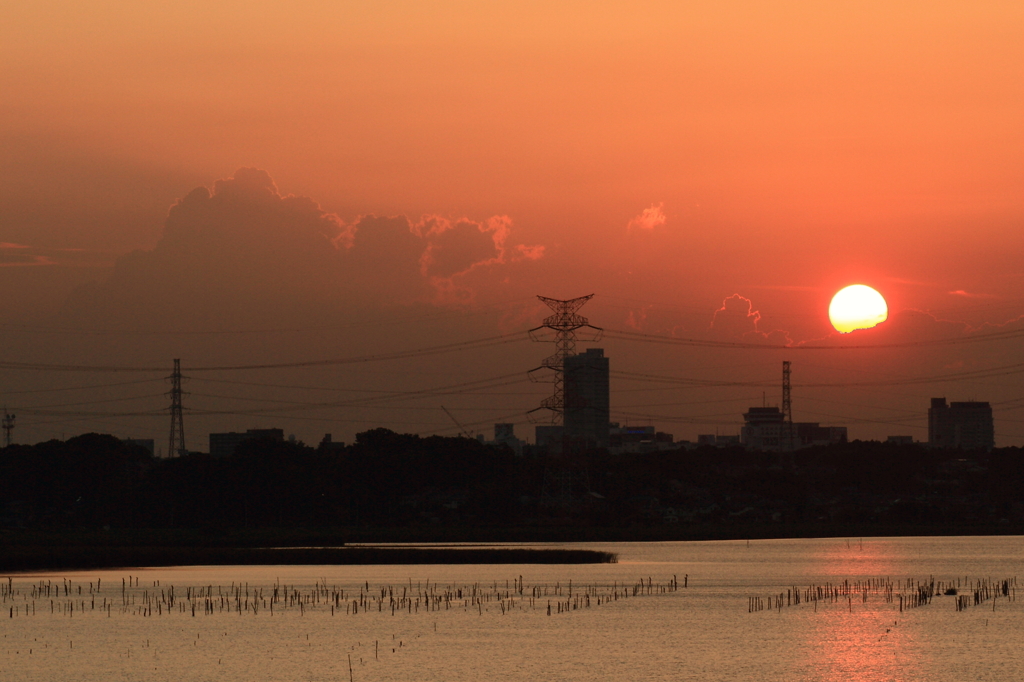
[527,295,602,422]
[168,359,187,457]
[782,360,793,451]
[2,408,14,448]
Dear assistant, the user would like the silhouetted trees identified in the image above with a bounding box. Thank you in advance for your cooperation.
[1,432,1021,534]
[0,434,150,527]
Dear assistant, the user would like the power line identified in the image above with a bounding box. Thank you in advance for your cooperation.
[0,333,528,374]
[0,297,537,337]
[0,378,165,395]
[13,393,167,411]
[609,361,1024,390]
[11,409,166,418]
[187,377,532,418]
[611,396,760,410]
[611,409,741,425]
[421,411,531,438]
[603,325,1024,350]
[6,373,534,422]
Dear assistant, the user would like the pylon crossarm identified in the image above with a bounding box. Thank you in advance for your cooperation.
[541,354,565,369]
[528,326,556,342]
[528,365,557,382]
[537,294,593,315]
[541,314,594,330]
[526,405,559,424]
[541,395,562,409]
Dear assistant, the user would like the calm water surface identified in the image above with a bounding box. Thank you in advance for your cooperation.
[2,536,1021,681]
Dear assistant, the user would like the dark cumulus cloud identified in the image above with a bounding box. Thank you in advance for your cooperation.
[59,168,544,329]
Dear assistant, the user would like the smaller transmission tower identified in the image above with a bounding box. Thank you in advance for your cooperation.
[168,359,187,457]
[2,409,14,448]
[528,295,602,423]
[782,360,794,451]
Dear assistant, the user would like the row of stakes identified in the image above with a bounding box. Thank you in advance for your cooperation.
[3,573,689,620]
[748,576,1017,614]
[6,572,1014,621]
[2,573,689,681]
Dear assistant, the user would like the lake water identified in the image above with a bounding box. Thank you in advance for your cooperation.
[2,536,1021,681]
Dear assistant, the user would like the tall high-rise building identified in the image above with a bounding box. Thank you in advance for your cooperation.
[928,398,994,450]
[563,348,610,447]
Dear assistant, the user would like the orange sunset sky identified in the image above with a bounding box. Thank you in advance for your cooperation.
[2,2,1023,449]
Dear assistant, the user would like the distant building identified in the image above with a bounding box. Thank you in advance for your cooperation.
[479,423,525,456]
[928,398,994,450]
[741,407,786,450]
[477,424,525,456]
[886,435,915,445]
[608,423,674,454]
[697,434,741,448]
[209,428,285,458]
[490,423,525,456]
[563,348,610,448]
[318,433,345,453]
[740,406,847,451]
[494,423,515,441]
[796,423,848,447]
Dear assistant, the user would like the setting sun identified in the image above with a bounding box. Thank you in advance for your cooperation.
[829,285,888,333]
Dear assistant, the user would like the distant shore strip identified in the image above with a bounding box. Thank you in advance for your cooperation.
[1,546,618,572]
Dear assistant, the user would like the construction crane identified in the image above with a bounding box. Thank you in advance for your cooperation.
[441,405,474,439]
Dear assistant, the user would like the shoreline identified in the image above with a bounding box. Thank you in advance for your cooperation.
[0,546,618,573]
[3,522,1021,572]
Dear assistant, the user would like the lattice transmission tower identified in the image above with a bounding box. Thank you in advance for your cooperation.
[527,295,602,423]
[2,408,14,448]
[168,359,187,457]
[782,360,794,452]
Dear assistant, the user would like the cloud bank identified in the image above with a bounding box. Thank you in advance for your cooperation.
[60,168,545,326]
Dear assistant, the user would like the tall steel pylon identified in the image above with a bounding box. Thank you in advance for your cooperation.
[782,360,794,451]
[2,408,14,448]
[168,359,187,457]
[527,295,602,423]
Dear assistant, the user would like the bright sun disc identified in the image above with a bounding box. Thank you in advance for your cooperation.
[829,285,888,333]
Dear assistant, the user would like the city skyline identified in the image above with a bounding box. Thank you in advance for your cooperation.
[2,3,1023,448]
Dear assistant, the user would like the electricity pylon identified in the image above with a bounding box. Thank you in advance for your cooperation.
[527,295,602,423]
[2,409,14,447]
[782,360,795,452]
[168,359,187,457]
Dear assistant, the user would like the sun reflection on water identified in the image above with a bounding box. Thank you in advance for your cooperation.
[805,540,918,682]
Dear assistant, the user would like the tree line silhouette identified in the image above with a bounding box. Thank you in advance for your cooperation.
[1,430,1022,537]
